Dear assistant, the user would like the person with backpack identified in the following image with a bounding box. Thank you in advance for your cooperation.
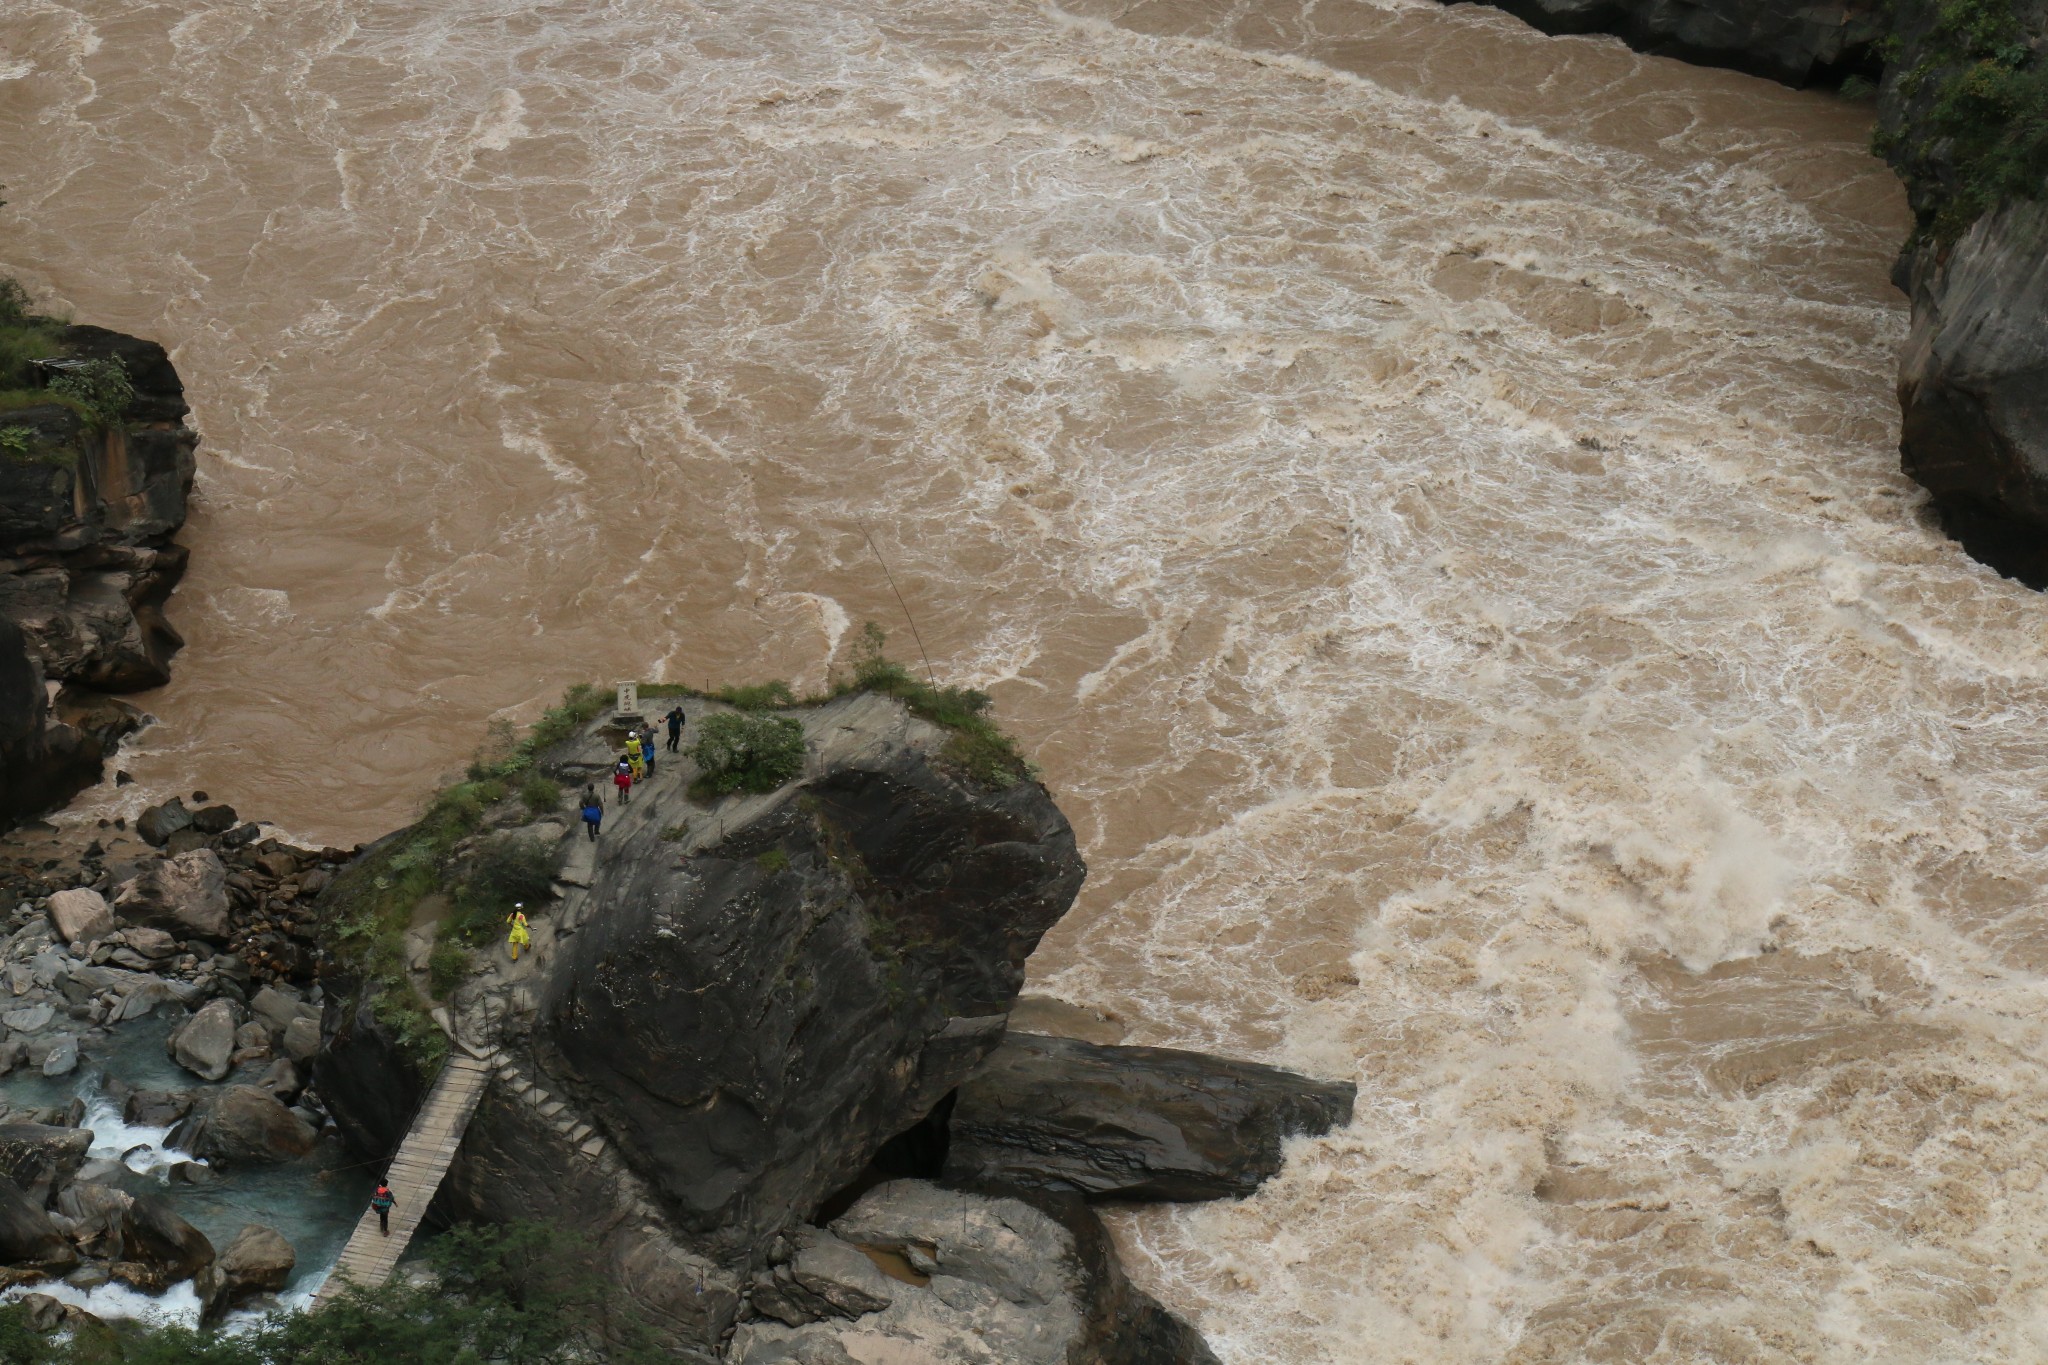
[613,757,633,804]
[665,705,686,753]
[371,1182,395,1235]
[639,724,657,779]
[580,792,604,841]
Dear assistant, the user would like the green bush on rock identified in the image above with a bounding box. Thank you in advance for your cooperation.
[691,710,806,797]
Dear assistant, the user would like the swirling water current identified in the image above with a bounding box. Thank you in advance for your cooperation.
[11,0,2047,1360]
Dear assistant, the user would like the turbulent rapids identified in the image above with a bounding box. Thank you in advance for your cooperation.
[10,0,2048,1359]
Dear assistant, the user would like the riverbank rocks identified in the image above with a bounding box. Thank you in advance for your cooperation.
[194,1223,294,1325]
[113,848,230,939]
[0,1126,91,1202]
[169,1085,317,1166]
[168,998,241,1081]
[0,1180,76,1271]
[46,888,113,945]
[944,1032,1356,1201]
[1438,0,1882,84]
[728,1180,1219,1365]
[136,799,194,848]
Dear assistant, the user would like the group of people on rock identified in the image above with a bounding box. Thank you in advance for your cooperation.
[577,704,687,841]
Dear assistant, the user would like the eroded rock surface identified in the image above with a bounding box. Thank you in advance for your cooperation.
[945,1032,1356,1201]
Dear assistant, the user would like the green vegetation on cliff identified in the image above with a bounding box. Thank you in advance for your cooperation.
[1876,0,2048,240]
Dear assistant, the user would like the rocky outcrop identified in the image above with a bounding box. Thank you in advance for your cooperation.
[0,1126,92,1203]
[1441,0,1882,85]
[1891,202,2048,585]
[730,1180,1220,1365]
[312,981,430,1159]
[944,1032,1356,1201]
[0,323,199,827]
[1873,0,2048,585]
[0,1178,76,1271]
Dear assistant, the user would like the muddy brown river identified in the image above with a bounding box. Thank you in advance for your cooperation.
[12,0,2048,1359]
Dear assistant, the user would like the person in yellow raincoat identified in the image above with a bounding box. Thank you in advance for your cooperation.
[626,741,646,782]
[506,904,531,961]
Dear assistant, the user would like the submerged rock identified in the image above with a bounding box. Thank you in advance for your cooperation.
[944,1032,1355,1201]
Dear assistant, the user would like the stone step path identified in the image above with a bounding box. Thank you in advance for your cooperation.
[310,1052,497,1308]
[495,1057,622,1173]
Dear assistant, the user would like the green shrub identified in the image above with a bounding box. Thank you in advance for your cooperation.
[427,938,470,998]
[1880,0,2048,241]
[47,356,134,428]
[691,711,806,797]
[756,848,790,872]
[520,773,562,815]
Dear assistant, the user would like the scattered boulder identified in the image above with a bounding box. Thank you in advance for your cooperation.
[730,1181,1216,1365]
[3,1003,54,1034]
[169,1085,317,1165]
[116,926,179,960]
[39,1036,77,1078]
[945,1032,1355,1202]
[46,888,113,945]
[16,1291,100,1334]
[122,1088,193,1128]
[136,798,194,848]
[282,1015,320,1066]
[0,1126,91,1202]
[0,1178,77,1270]
[194,1223,294,1326]
[113,848,230,939]
[750,1225,895,1327]
[191,803,238,835]
[120,1190,215,1287]
[168,998,242,1082]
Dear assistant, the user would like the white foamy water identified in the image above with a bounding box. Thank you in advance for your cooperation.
[8,0,2044,1359]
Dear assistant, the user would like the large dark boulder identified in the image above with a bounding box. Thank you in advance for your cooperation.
[0,1178,75,1271]
[944,1033,1355,1201]
[312,979,430,1159]
[1442,0,1883,85]
[169,1086,317,1166]
[0,1125,93,1203]
[193,1223,294,1325]
[535,694,1084,1262]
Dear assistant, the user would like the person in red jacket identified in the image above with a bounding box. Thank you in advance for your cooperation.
[371,1182,395,1235]
[612,756,633,805]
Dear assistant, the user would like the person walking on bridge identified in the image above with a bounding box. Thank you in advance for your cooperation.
[371,1181,395,1236]
[665,705,686,753]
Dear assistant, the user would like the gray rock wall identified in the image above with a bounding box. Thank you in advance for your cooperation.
[1443,0,1883,85]
[0,324,199,825]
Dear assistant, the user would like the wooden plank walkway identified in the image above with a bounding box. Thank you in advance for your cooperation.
[311,1052,496,1307]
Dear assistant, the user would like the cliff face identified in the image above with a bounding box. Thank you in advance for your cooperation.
[1890,202,2048,585]
[1876,0,2048,585]
[1446,0,1884,85]
[0,324,198,824]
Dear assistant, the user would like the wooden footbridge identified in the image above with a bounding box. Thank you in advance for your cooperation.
[310,1051,497,1307]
